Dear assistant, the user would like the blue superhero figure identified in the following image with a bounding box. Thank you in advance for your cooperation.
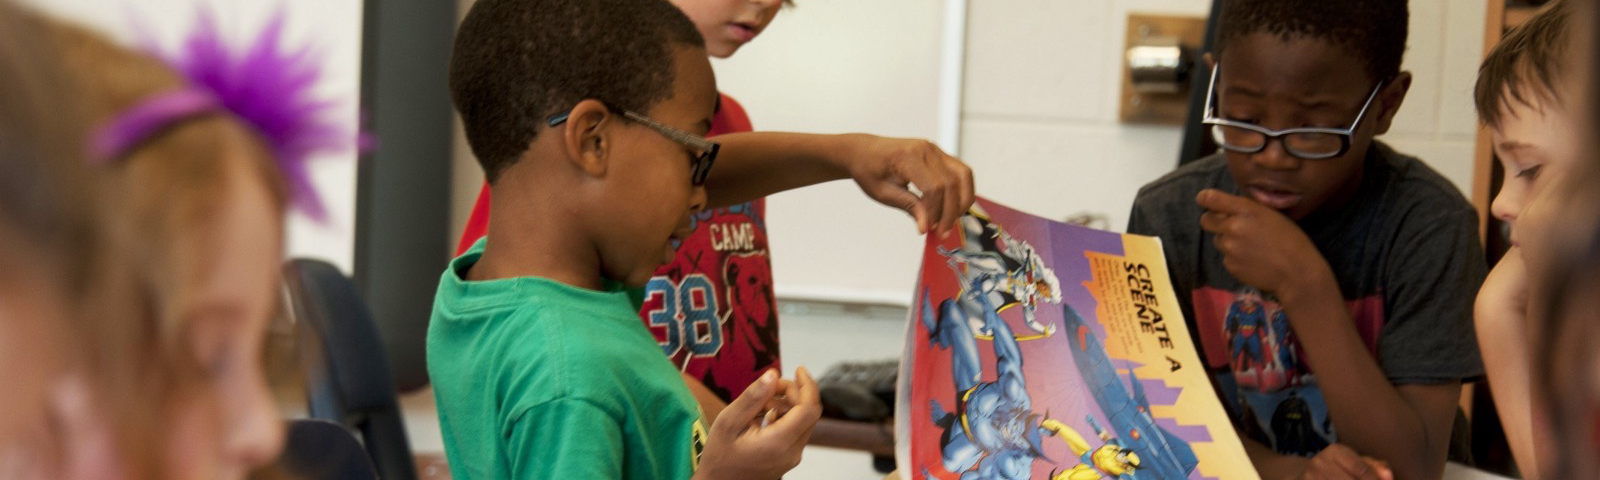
[1224,290,1269,385]
[1269,308,1300,381]
[923,289,1054,480]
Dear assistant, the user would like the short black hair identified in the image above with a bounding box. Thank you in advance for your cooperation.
[1475,0,1572,128]
[1215,0,1409,83]
[449,0,704,183]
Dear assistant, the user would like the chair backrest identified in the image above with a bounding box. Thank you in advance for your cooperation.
[285,258,418,480]
[276,419,380,480]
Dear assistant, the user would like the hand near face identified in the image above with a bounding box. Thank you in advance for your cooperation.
[1197,189,1332,299]
[839,135,975,235]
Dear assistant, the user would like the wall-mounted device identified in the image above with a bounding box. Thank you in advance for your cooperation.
[1120,14,1206,125]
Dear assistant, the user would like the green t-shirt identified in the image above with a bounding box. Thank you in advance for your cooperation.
[427,241,708,479]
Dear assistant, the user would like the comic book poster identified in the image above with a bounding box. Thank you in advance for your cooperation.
[896,198,1258,480]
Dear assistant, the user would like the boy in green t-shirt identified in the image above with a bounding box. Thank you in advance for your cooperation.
[429,1,805,478]
[430,0,973,478]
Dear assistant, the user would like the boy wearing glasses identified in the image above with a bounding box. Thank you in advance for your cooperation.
[452,0,969,431]
[430,0,970,478]
[1128,1,1484,479]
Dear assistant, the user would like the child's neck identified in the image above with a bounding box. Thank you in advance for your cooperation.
[467,180,605,291]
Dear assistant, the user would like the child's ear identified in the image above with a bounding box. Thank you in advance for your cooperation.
[1371,71,1414,135]
[560,99,614,178]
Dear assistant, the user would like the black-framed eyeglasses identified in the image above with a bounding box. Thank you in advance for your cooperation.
[547,102,719,185]
[1201,65,1385,160]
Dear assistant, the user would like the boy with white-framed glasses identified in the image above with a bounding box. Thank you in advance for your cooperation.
[1128,1,1486,479]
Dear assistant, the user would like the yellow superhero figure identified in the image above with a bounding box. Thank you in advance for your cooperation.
[1041,417,1142,480]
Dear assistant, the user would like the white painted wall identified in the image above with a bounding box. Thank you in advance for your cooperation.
[17,0,364,273]
[962,0,1487,239]
[715,0,1488,307]
[29,0,1482,304]
[712,0,952,307]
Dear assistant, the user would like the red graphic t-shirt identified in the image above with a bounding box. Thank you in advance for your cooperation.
[455,94,780,403]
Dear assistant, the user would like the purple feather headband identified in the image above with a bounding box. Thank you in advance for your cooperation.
[90,10,360,222]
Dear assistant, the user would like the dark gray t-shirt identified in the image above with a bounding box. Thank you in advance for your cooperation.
[1127,142,1485,456]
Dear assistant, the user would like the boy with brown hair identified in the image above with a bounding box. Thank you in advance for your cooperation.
[1473,1,1585,477]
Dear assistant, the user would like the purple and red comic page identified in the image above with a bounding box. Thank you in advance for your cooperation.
[897,197,1258,480]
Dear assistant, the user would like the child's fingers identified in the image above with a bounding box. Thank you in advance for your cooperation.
[906,149,974,236]
[768,366,818,413]
[886,143,953,232]
[762,383,798,413]
[790,366,823,446]
[751,379,799,429]
[1360,457,1394,480]
[912,175,949,235]
[917,144,974,234]
[714,370,778,438]
[756,367,822,441]
[949,156,976,231]
[1195,188,1257,215]
[777,366,823,447]
[1199,210,1231,234]
[867,180,931,234]
[1315,444,1384,480]
[761,408,778,428]
[794,365,821,406]
[928,154,965,234]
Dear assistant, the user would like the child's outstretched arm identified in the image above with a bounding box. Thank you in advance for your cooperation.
[1475,248,1546,479]
[704,132,974,234]
[1196,189,1461,480]
[694,367,822,480]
